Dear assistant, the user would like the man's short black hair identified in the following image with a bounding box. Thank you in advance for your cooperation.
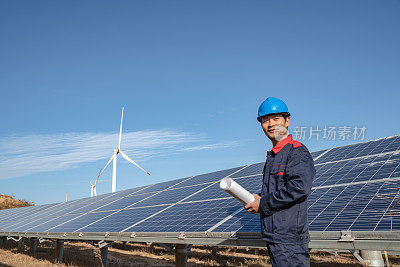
[281,112,290,120]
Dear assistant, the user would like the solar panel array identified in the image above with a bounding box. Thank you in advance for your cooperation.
[1,135,399,235]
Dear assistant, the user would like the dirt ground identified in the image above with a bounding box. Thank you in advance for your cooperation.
[0,240,399,266]
[0,194,32,210]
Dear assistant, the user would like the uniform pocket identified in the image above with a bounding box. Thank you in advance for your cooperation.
[270,165,287,191]
[296,201,309,235]
[272,205,298,236]
[270,165,287,175]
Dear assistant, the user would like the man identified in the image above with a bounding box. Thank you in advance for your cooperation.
[245,97,316,267]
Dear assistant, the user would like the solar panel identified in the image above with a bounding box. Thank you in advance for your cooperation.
[0,135,399,236]
[2,185,155,233]
[313,151,400,187]
[310,149,329,161]
[312,180,399,231]
[315,135,400,163]
[128,198,244,233]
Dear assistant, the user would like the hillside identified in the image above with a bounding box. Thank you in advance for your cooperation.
[0,194,33,210]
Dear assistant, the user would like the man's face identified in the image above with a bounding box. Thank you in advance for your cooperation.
[261,114,291,141]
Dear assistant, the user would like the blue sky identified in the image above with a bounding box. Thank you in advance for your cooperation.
[0,1,399,205]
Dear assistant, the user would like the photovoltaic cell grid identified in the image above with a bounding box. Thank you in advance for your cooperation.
[0,135,399,234]
[310,149,329,160]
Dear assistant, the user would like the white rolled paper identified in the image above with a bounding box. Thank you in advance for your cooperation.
[220,177,255,205]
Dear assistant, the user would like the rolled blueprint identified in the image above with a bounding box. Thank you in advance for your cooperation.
[220,177,255,205]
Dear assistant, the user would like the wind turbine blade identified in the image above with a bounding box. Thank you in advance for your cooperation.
[118,104,124,150]
[119,150,151,176]
[94,154,115,187]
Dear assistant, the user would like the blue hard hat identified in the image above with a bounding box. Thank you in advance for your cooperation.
[257,97,290,122]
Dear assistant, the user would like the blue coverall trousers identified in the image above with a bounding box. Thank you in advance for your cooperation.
[266,242,310,267]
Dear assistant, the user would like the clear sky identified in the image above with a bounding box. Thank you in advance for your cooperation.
[0,1,399,205]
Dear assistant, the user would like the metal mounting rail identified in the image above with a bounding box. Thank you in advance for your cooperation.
[0,231,399,251]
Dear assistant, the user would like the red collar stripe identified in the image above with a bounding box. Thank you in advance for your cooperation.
[271,134,302,154]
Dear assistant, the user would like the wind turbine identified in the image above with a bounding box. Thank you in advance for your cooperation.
[90,181,97,197]
[91,105,150,196]
[90,169,102,197]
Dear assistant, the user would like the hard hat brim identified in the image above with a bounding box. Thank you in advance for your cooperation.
[257,112,291,122]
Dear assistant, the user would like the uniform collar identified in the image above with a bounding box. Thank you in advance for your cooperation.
[271,134,292,155]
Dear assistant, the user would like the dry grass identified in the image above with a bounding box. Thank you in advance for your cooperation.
[0,194,33,210]
[0,248,62,267]
[1,239,400,266]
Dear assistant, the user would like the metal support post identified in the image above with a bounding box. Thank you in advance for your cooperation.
[30,238,38,256]
[55,240,64,263]
[158,243,174,253]
[122,241,127,250]
[360,250,384,267]
[17,238,25,252]
[99,241,109,267]
[350,249,364,264]
[211,246,218,259]
[100,246,109,267]
[175,244,188,267]
[149,242,156,253]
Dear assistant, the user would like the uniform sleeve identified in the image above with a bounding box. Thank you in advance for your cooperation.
[259,147,315,216]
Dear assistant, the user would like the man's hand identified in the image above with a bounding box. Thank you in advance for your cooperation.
[244,194,262,214]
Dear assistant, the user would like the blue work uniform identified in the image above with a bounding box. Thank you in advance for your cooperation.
[259,134,315,267]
